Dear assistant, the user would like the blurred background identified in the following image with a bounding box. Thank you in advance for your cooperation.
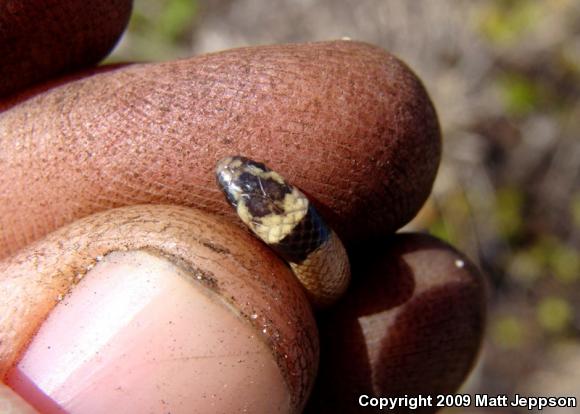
[109,1,580,412]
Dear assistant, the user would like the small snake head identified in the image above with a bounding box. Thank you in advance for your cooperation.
[215,155,288,212]
[215,156,309,242]
[216,156,269,207]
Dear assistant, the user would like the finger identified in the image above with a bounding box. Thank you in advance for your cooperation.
[0,383,38,414]
[306,233,486,414]
[0,205,317,413]
[0,0,132,98]
[0,40,440,258]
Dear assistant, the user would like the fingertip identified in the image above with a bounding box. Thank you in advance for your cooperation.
[1,205,318,413]
[1,41,439,257]
[5,250,292,413]
[0,0,132,97]
[307,233,486,413]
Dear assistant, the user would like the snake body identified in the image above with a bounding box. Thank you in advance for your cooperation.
[216,156,350,307]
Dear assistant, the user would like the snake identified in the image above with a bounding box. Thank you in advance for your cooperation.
[215,156,351,307]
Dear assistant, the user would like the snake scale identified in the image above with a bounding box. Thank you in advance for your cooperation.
[216,156,351,307]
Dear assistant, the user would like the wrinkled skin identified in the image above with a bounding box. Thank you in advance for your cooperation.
[0,2,485,413]
[0,40,440,256]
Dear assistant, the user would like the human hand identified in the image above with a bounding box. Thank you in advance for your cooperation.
[0,2,485,413]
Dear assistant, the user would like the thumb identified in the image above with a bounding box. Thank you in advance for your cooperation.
[1,205,317,413]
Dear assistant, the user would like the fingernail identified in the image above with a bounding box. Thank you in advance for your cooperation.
[5,250,291,413]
